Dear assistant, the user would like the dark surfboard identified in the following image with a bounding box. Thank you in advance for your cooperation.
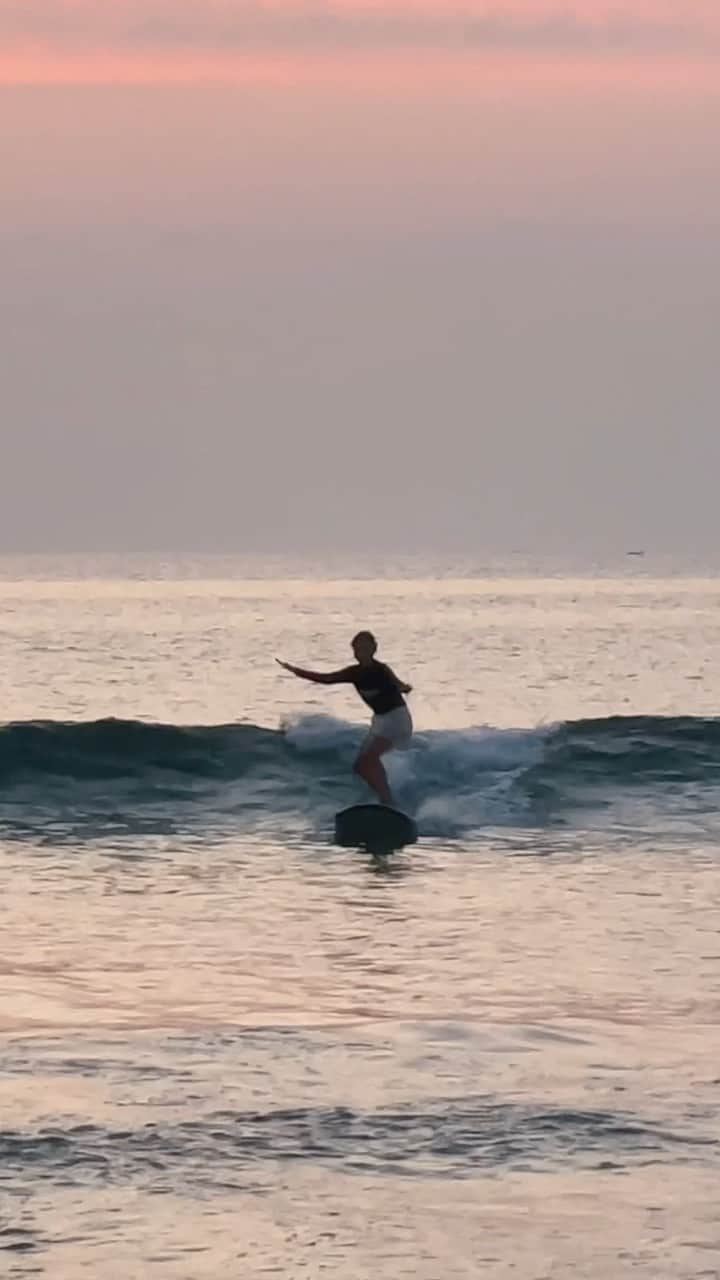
[334,804,418,852]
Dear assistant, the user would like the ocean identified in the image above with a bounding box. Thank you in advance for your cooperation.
[2,553,719,1279]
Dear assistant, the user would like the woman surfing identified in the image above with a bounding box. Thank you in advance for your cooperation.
[277,631,412,807]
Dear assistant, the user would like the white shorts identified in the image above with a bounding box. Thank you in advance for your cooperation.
[364,705,413,752]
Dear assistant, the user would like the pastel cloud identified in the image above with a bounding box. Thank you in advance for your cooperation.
[3,0,718,57]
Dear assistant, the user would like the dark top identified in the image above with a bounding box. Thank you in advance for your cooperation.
[334,661,405,716]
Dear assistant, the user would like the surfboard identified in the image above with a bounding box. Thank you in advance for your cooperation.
[334,804,418,852]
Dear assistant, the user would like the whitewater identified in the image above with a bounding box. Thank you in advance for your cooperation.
[2,553,720,1279]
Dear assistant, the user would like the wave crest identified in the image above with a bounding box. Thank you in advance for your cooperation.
[1,713,719,837]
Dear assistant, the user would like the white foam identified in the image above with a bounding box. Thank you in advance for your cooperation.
[282,713,362,755]
[282,715,552,836]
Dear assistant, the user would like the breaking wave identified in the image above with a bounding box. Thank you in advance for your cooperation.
[1,713,719,841]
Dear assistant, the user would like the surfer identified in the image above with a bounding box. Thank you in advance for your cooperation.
[277,631,412,806]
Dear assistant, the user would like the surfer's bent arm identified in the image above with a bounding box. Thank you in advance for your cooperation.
[384,665,413,695]
[276,660,354,685]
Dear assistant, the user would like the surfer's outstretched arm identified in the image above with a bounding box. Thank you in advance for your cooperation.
[276,660,353,685]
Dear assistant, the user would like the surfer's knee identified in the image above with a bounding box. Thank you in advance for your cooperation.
[353,754,367,777]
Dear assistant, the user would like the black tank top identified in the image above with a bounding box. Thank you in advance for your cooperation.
[338,661,405,716]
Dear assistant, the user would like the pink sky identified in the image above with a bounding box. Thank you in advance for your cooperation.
[3,1,719,556]
[2,0,718,84]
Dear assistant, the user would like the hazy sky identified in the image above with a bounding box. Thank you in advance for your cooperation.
[2,1,718,553]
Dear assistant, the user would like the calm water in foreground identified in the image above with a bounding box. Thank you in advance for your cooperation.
[1,553,719,1278]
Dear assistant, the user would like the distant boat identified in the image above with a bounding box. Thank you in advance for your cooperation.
[626,550,645,557]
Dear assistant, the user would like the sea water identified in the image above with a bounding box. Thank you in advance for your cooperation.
[1,553,719,1279]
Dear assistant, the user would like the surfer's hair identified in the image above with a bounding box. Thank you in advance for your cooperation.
[352,630,377,649]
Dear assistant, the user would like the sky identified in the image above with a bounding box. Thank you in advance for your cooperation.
[2,1,719,554]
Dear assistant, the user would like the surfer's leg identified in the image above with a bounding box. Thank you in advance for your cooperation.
[354,737,393,806]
